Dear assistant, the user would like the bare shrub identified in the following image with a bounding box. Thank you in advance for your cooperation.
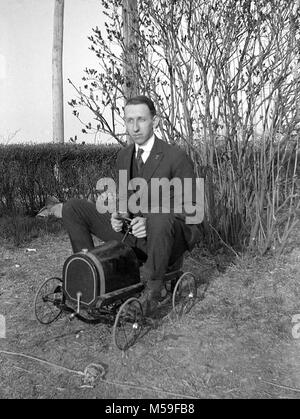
[69,0,300,253]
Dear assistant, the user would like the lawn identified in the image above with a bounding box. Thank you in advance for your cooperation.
[0,224,300,399]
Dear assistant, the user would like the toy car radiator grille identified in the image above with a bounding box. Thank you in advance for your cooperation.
[63,240,140,307]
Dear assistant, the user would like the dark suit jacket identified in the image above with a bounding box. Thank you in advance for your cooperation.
[115,137,202,251]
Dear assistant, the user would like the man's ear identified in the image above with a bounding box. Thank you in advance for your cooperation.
[153,115,160,130]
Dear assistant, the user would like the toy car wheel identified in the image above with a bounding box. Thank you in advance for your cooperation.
[172,272,197,317]
[34,277,64,324]
[112,297,143,351]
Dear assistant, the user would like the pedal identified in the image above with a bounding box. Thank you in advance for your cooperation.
[158,287,170,304]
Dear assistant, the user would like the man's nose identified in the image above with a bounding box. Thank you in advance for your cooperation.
[133,121,140,132]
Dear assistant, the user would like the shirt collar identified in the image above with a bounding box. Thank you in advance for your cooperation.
[135,134,155,154]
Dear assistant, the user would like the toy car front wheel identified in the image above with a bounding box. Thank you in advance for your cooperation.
[112,297,143,351]
[34,277,64,324]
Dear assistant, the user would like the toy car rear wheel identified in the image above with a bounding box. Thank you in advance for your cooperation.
[34,277,64,324]
[112,297,143,351]
[172,272,197,317]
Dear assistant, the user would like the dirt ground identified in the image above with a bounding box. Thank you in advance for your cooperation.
[0,226,300,399]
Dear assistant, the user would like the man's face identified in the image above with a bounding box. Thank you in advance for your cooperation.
[124,103,159,146]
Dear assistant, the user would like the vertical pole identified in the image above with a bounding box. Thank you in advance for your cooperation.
[52,0,65,143]
[123,0,139,144]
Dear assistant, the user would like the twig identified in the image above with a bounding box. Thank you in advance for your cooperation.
[261,379,300,393]
[12,365,32,374]
[224,388,239,394]
[0,350,85,376]
[98,377,198,399]
[208,223,240,258]
[0,350,197,398]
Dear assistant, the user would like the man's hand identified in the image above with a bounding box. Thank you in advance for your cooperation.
[111,212,129,232]
[130,217,147,238]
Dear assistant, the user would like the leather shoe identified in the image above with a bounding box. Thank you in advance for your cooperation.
[137,279,168,316]
[138,288,160,316]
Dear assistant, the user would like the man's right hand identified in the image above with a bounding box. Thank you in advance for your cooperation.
[111,212,129,232]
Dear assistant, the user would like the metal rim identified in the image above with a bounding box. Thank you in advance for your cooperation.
[34,277,63,324]
[112,297,143,351]
[172,272,197,317]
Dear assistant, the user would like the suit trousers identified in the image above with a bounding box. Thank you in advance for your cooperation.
[62,198,189,285]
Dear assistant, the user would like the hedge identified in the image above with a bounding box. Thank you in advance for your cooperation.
[0,143,121,216]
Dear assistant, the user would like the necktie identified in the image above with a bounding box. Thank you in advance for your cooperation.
[136,148,144,174]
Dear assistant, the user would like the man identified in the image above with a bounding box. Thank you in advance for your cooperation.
[62,95,202,315]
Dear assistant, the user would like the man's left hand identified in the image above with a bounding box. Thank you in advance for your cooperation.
[130,217,147,238]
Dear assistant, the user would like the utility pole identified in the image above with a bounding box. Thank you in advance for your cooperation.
[123,0,139,100]
[52,0,65,143]
[123,0,139,144]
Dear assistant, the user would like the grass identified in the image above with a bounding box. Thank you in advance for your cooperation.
[0,223,300,399]
[0,215,64,246]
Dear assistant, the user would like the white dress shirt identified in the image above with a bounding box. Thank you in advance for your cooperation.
[135,135,155,163]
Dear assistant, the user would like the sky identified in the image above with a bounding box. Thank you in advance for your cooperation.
[0,0,110,144]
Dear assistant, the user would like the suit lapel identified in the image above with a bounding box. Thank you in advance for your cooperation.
[141,137,164,183]
[123,143,135,175]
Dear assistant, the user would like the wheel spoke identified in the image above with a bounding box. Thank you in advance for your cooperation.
[34,277,63,324]
[113,298,143,351]
[172,272,197,316]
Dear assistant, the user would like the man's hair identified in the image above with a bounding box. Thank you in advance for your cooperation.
[125,95,156,117]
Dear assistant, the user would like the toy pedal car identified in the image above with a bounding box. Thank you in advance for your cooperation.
[34,240,198,351]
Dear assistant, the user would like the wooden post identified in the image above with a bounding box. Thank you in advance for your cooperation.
[123,0,139,100]
[123,0,139,144]
[52,0,65,143]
